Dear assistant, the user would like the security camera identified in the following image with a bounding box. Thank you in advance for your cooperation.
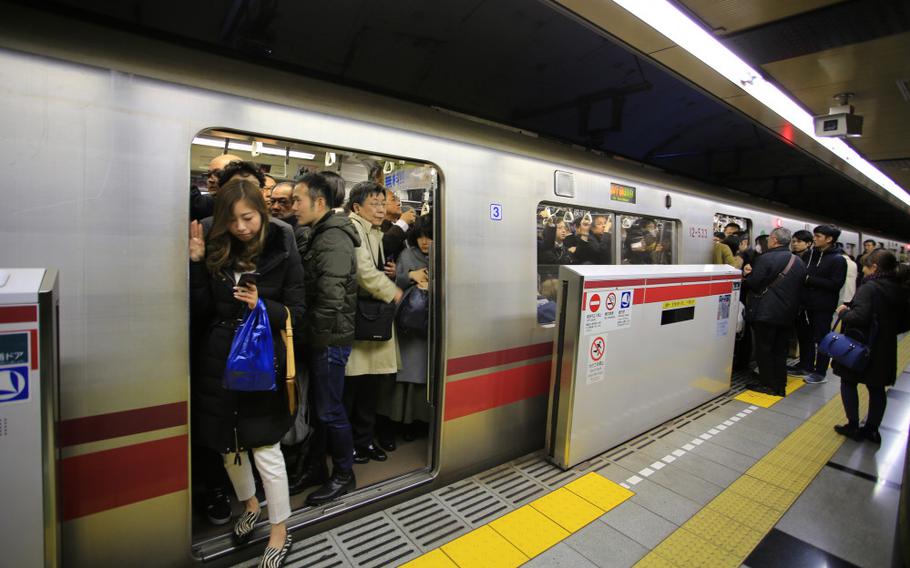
[814,93,863,138]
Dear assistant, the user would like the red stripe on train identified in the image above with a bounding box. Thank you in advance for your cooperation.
[446,342,552,376]
[59,401,187,447]
[60,435,188,521]
[444,361,551,421]
[0,305,37,324]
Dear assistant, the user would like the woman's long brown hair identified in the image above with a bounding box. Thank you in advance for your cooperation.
[206,178,270,276]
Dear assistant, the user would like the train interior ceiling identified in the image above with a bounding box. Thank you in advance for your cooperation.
[190,130,439,546]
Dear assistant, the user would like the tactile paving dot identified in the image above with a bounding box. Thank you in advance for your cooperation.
[440,526,527,568]
[727,475,798,513]
[651,528,740,568]
[399,549,458,568]
[745,461,815,493]
[683,508,764,559]
[706,491,781,530]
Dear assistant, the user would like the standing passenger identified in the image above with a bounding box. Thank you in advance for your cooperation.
[291,173,362,505]
[189,178,300,566]
[742,228,805,396]
[344,182,403,464]
[790,230,813,262]
[191,153,243,221]
[792,225,848,383]
[381,189,416,262]
[269,182,297,227]
[833,250,909,443]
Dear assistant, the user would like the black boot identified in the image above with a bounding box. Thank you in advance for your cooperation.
[305,470,356,506]
[289,460,329,496]
[833,423,863,441]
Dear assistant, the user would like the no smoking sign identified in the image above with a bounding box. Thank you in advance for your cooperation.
[605,292,617,311]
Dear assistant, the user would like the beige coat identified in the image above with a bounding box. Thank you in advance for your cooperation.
[346,212,401,376]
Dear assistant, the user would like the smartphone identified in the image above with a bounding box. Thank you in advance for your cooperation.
[237,272,259,288]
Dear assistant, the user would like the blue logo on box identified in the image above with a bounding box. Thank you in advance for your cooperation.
[0,366,29,403]
[620,291,632,309]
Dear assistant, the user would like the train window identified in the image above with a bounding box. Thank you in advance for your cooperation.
[714,213,751,242]
[189,129,440,548]
[619,214,676,265]
[536,202,616,325]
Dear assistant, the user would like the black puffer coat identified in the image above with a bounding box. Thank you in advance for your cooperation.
[743,246,806,325]
[296,212,361,348]
[833,276,905,387]
[190,220,305,453]
[802,243,847,312]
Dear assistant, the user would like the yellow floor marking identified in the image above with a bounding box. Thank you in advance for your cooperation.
[489,505,569,558]
[785,377,805,394]
[632,334,910,568]
[650,528,740,568]
[529,487,604,533]
[400,548,459,568]
[440,525,528,568]
[563,472,635,511]
[733,390,781,407]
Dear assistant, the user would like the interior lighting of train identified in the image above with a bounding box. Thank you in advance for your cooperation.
[610,0,910,208]
[191,136,316,160]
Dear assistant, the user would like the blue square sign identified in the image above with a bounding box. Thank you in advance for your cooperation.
[489,203,503,221]
[620,291,632,309]
[0,365,29,404]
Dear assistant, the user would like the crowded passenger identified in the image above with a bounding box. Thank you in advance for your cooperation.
[713,231,725,243]
[713,234,743,268]
[538,219,575,265]
[790,225,848,384]
[856,239,877,287]
[344,182,404,464]
[790,230,813,262]
[724,222,741,237]
[378,214,433,445]
[381,188,416,261]
[623,217,663,264]
[262,174,277,206]
[191,153,243,221]
[833,250,910,443]
[589,214,615,264]
[742,228,805,396]
[269,182,297,227]
[189,177,301,567]
[321,170,348,214]
[290,172,361,505]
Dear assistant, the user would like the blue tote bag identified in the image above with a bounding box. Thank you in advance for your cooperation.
[223,300,276,391]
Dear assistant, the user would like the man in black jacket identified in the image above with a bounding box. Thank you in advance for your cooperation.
[292,172,362,505]
[791,225,848,384]
[743,228,807,396]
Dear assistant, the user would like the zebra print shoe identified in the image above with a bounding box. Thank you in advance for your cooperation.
[232,508,261,545]
[258,533,292,568]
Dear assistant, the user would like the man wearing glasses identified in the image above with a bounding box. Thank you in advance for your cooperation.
[191,153,241,221]
[269,181,297,227]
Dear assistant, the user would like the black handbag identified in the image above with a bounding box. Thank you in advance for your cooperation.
[354,231,397,341]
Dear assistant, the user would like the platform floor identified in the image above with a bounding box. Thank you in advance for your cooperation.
[232,336,910,568]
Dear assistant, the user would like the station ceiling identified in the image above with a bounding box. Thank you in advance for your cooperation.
[18,0,910,238]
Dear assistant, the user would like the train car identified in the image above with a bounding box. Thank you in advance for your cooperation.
[0,8,907,567]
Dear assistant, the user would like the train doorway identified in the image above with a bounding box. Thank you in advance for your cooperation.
[188,129,442,560]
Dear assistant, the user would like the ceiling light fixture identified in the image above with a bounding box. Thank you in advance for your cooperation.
[192,137,316,160]
[609,0,910,207]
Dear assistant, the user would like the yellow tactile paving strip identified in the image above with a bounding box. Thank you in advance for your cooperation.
[404,335,910,568]
[636,333,910,568]
[401,473,634,568]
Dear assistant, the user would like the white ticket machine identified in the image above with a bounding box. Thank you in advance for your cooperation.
[546,265,741,469]
[0,269,60,567]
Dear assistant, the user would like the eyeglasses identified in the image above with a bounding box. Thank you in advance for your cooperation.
[271,198,291,206]
[207,169,224,179]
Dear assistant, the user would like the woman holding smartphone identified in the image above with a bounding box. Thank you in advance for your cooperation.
[190,178,304,568]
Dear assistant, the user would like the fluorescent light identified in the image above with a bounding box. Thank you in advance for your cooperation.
[192,137,315,160]
[610,0,910,207]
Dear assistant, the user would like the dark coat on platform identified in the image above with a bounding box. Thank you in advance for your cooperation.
[833,276,905,387]
[190,219,305,453]
[743,246,806,326]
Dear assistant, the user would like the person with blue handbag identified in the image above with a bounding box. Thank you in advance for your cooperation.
[832,250,909,444]
[190,178,305,568]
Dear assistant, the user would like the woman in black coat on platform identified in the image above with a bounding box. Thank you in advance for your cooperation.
[190,178,304,567]
[833,249,909,444]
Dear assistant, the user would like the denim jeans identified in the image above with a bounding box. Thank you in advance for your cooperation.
[306,346,354,472]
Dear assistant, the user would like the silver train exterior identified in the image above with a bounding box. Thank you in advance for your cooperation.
[0,11,906,567]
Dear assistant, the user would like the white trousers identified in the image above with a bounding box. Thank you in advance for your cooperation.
[223,443,290,524]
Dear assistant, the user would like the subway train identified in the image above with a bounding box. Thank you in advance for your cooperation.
[1,10,909,567]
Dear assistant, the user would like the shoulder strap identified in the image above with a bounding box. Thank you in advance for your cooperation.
[759,253,797,295]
